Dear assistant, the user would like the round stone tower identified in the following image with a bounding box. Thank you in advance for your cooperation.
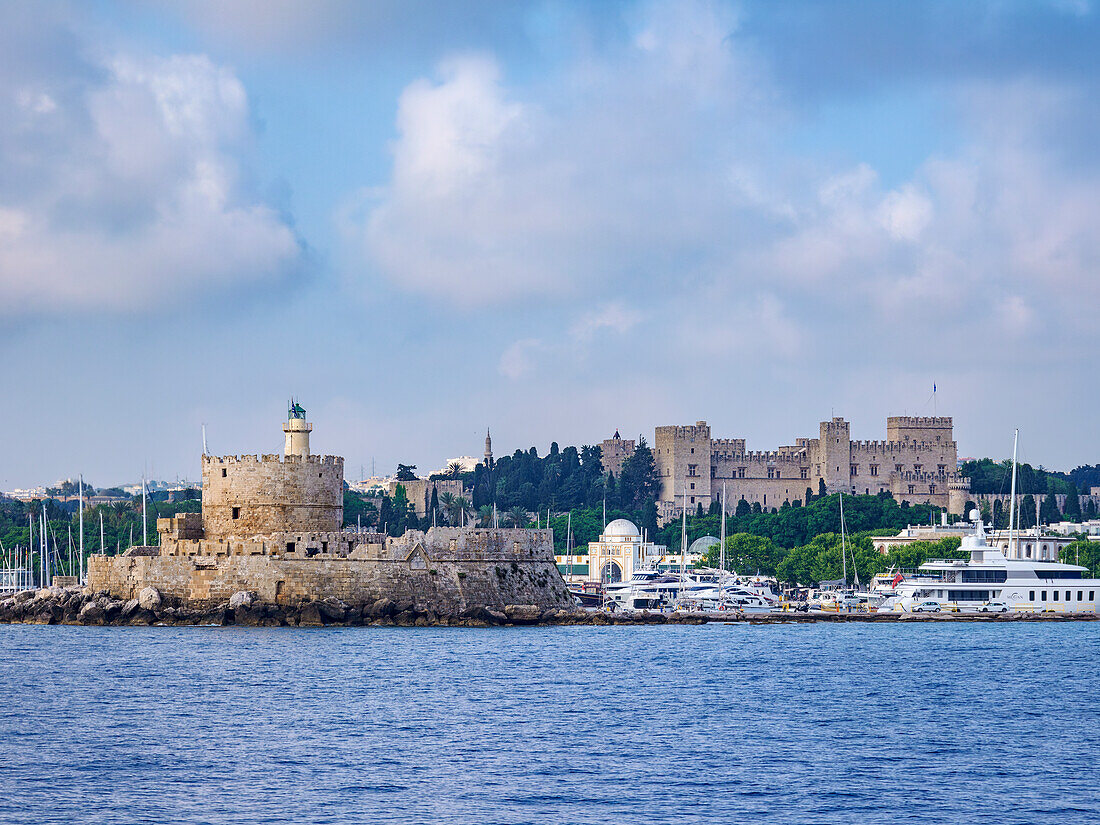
[948,476,972,517]
[283,399,312,458]
[201,404,343,540]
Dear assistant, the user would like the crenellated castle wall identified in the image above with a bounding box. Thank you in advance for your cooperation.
[201,453,343,539]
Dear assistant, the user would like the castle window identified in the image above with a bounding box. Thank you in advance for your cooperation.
[908,485,915,494]
[319,472,323,478]
[929,485,936,494]
[914,464,922,473]
[895,464,903,473]
[688,464,698,477]
[738,467,746,478]
[690,483,695,490]
[870,465,878,477]
[286,542,295,553]
[322,541,328,554]
[232,507,240,520]
[938,464,946,473]
[690,496,695,504]
[221,468,227,478]
[801,468,808,479]
[850,464,858,477]
[690,447,695,454]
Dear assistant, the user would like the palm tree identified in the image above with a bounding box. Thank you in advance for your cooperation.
[505,507,528,528]
[478,505,494,527]
[447,461,463,479]
[439,492,457,525]
[454,496,473,526]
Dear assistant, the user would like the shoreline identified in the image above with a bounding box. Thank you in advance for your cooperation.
[2,587,1099,627]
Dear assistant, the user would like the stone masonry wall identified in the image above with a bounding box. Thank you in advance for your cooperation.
[201,454,343,539]
[87,528,572,612]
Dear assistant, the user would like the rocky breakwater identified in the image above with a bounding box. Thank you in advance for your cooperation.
[4,588,1098,627]
[0,586,603,628]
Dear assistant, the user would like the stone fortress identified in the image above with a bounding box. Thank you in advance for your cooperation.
[649,415,971,522]
[88,404,572,612]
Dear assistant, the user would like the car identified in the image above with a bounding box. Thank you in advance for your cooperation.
[913,600,941,613]
[980,600,1010,613]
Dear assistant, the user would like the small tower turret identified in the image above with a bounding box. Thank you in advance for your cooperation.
[283,399,312,458]
[484,428,494,469]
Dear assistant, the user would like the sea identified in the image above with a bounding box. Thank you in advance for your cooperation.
[1,623,1098,825]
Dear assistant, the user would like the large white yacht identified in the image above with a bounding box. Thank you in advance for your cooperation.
[884,511,1099,614]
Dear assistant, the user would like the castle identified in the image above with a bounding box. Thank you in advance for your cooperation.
[87,404,571,611]
[653,416,971,520]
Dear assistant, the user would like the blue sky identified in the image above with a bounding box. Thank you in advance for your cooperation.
[2,0,1099,488]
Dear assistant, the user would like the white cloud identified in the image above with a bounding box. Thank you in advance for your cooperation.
[498,337,542,379]
[569,302,642,342]
[0,38,300,315]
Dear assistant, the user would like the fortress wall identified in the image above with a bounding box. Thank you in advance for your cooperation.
[201,454,343,538]
[88,529,569,611]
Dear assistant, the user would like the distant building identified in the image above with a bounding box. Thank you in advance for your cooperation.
[654,416,972,522]
[600,431,635,478]
[555,518,666,584]
[433,456,479,475]
[385,478,464,518]
[870,524,1076,561]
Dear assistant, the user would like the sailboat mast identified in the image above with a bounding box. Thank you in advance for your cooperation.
[566,511,572,582]
[142,475,148,547]
[840,491,847,586]
[719,483,727,605]
[679,491,687,606]
[78,475,84,581]
[1007,429,1019,559]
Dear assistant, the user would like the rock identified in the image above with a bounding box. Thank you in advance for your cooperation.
[78,601,103,624]
[13,590,35,605]
[504,604,541,624]
[370,597,396,619]
[138,587,162,611]
[228,591,254,611]
[120,599,141,619]
[299,603,323,627]
[485,609,507,625]
[317,598,347,623]
[393,610,417,626]
[233,606,261,627]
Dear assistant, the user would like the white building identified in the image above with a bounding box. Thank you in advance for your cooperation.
[554,518,699,584]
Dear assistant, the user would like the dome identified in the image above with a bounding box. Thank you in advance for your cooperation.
[603,518,640,539]
[688,536,720,555]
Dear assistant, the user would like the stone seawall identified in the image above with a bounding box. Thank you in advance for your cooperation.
[87,527,572,613]
[87,554,570,612]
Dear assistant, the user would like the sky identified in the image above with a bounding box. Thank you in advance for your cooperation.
[2,0,1099,489]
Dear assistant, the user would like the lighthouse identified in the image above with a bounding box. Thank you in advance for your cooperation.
[283,399,312,458]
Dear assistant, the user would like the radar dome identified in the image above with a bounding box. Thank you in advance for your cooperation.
[969,508,980,522]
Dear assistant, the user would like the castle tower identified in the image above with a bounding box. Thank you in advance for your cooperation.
[484,428,494,469]
[283,400,312,458]
[817,417,852,494]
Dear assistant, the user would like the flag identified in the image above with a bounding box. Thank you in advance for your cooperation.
[933,383,936,393]
[891,572,904,587]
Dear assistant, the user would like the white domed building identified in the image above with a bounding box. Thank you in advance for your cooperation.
[557,518,668,584]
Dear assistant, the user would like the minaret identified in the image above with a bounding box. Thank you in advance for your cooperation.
[283,399,312,458]
[484,428,493,469]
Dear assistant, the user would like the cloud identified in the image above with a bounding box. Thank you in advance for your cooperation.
[498,337,542,379]
[0,16,300,315]
[569,302,642,342]
[357,0,773,306]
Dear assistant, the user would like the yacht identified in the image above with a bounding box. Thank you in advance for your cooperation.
[885,512,1100,614]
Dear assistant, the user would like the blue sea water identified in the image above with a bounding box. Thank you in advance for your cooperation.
[1,623,1099,825]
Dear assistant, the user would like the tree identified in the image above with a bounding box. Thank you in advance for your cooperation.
[446,462,463,479]
[818,478,827,497]
[736,498,750,517]
[618,438,660,510]
[1061,540,1100,577]
[705,533,780,576]
[695,503,704,518]
[1040,492,1060,525]
[396,464,418,482]
[438,492,457,525]
[505,506,528,528]
[1063,487,1081,522]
